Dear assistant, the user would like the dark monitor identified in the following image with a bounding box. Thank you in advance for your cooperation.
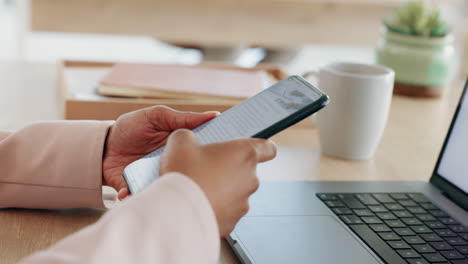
[431,78,468,210]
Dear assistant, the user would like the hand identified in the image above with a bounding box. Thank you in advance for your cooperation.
[103,106,218,199]
[159,129,277,237]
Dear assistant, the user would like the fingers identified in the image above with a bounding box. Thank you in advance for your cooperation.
[118,187,130,200]
[145,105,219,131]
[216,138,277,163]
[246,139,277,163]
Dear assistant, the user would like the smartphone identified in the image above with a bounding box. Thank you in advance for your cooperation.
[123,75,329,194]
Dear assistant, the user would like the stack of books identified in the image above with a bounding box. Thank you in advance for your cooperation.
[59,60,290,122]
[97,63,269,103]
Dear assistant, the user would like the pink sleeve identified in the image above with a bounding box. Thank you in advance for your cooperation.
[19,173,220,264]
[0,121,113,209]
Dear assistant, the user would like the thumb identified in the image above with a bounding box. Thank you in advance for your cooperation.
[221,138,277,163]
[145,106,219,131]
[179,110,220,130]
[166,129,199,150]
[160,129,199,175]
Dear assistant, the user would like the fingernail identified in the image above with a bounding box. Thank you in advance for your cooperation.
[204,111,221,116]
[118,187,129,200]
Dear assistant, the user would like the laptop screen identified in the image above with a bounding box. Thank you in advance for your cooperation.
[436,81,468,195]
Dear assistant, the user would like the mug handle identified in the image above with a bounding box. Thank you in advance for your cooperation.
[301,71,319,86]
[301,71,320,122]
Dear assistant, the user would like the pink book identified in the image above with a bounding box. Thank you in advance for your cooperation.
[98,63,266,101]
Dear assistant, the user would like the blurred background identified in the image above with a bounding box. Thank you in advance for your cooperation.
[0,0,467,130]
[0,0,465,71]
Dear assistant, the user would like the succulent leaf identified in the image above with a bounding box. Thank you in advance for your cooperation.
[383,0,451,37]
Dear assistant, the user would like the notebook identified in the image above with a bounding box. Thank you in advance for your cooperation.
[97,63,267,101]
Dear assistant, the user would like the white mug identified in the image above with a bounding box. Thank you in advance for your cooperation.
[305,62,395,160]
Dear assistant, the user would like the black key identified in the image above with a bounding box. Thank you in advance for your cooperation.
[355,194,380,205]
[451,260,468,264]
[411,226,433,234]
[332,207,354,215]
[440,250,465,260]
[422,253,447,263]
[317,193,338,201]
[408,207,427,214]
[390,193,409,200]
[353,209,375,217]
[349,225,408,264]
[373,193,396,203]
[362,217,383,224]
[440,218,459,225]
[435,229,458,237]
[386,220,407,228]
[394,210,413,218]
[428,210,447,218]
[449,225,467,233]
[455,245,468,255]
[369,205,389,213]
[399,200,418,207]
[406,259,430,264]
[340,215,363,225]
[416,214,438,222]
[370,224,392,232]
[420,203,438,210]
[325,201,345,207]
[404,236,426,245]
[409,193,431,203]
[421,233,443,242]
[397,249,421,258]
[388,240,411,249]
[403,218,424,226]
[430,241,454,251]
[377,212,397,220]
[338,194,366,209]
[394,228,416,236]
[344,200,367,209]
[386,203,405,211]
[413,244,436,253]
[337,194,353,199]
[461,234,468,241]
[427,221,446,229]
[379,232,401,241]
[446,237,468,246]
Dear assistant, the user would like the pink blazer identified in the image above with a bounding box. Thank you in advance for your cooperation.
[0,121,219,263]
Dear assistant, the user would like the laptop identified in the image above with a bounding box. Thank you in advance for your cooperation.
[227,79,468,264]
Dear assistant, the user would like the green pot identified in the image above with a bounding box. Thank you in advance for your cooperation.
[376,30,455,93]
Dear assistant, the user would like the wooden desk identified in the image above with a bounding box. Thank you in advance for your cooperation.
[0,60,465,263]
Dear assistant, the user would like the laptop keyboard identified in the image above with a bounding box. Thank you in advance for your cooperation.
[318,193,468,264]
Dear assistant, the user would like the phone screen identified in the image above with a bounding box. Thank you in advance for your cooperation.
[123,76,328,194]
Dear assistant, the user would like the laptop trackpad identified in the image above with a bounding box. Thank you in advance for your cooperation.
[233,215,380,264]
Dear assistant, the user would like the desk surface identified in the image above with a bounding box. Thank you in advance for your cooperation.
[0,61,465,263]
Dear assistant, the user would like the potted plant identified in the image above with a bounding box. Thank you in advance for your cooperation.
[376,0,455,97]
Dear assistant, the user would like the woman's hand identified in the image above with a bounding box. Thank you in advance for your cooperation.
[160,129,277,237]
[102,106,218,199]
